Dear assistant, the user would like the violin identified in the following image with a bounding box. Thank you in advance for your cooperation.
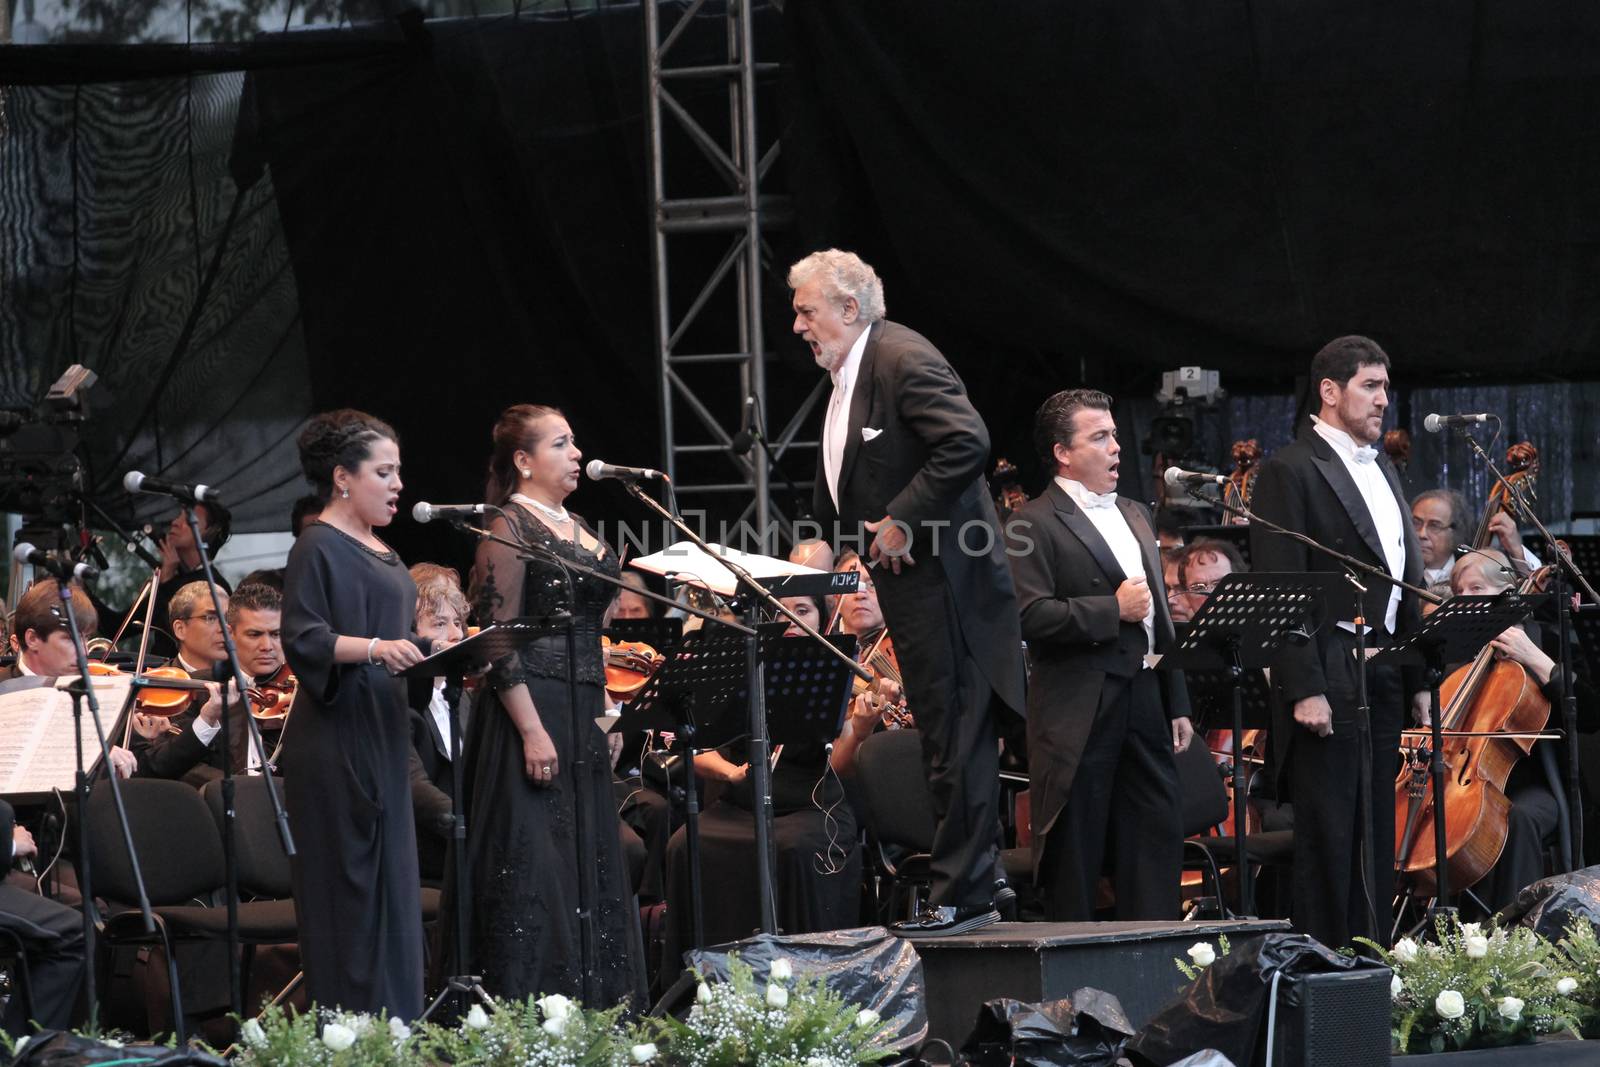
[603,636,663,701]
[88,662,203,717]
[852,628,914,730]
[248,662,299,722]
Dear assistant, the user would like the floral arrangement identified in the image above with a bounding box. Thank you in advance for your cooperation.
[223,953,892,1067]
[1358,916,1585,1054]
[1173,932,1231,981]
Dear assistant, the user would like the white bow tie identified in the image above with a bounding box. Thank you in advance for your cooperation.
[1352,447,1378,465]
[1078,490,1119,510]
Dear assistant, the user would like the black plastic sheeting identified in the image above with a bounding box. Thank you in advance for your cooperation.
[1500,863,1600,941]
[9,1030,227,1065]
[960,989,1135,1067]
[659,927,928,1056]
[1125,932,1387,1067]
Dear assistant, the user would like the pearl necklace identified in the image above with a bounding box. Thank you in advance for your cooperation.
[511,492,570,524]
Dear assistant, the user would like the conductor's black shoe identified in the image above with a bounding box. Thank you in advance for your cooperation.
[993,879,1019,920]
[890,903,1001,938]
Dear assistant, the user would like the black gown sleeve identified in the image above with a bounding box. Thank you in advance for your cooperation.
[283,534,346,706]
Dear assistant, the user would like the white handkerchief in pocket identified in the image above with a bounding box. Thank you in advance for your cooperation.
[861,426,884,443]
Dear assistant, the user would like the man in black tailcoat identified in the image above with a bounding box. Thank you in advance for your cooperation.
[1006,389,1194,920]
[1250,336,1429,950]
[791,248,1026,936]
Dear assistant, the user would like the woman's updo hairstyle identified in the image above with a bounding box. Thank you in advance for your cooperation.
[485,403,564,506]
[298,409,399,504]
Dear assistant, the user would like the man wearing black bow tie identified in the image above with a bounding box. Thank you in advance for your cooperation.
[1007,389,1194,920]
[791,249,1026,937]
[1250,336,1430,950]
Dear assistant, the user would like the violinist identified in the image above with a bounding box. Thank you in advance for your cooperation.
[130,581,238,785]
[228,582,290,774]
[150,501,233,659]
[406,563,469,881]
[828,551,909,775]
[1446,549,1595,912]
[5,580,138,780]
[1171,538,1245,627]
[611,571,654,621]
[660,591,864,972]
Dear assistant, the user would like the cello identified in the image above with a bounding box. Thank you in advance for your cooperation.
[1394,561,1556,895]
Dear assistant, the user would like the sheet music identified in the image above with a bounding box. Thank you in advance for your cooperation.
[0,676,133,795]
[630,541,825,597]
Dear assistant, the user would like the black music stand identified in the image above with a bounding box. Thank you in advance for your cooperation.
[1373,592,1544,917]
[1161,572,1340,916]
[604,617,685,656]
[401,616,567,1022]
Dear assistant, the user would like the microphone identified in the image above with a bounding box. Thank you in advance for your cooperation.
[411,501,487,524]
[730,395,758,456]
[123,470,222,505]
[585,459,665,482]
[1163,466,1228,489]
[14,543,99,583]
[1423,412,1492,433]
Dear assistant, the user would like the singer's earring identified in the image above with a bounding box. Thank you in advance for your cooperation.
[520,469,531,479]
[340,487,349,499]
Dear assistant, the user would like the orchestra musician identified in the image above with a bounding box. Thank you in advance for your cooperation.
[1443,549,1596,913]
[4,580,138,779]
[611,571,654,621]
[405,563,470,882]
[458,403,645,1005]
[280,408,428,1019]
[1006,389,1194,921]
[150,501,233,659]
[1,800,85,1037]
[130,582,238,784]
[1171,539,1246,627]
[1411,488,1539,588]
[791,248,1026,937]
[1249,336,1430,950]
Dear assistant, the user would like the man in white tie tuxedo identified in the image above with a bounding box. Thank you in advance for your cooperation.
[1250,336,1431,951]
[1005,389,1194,920]
[790,248,1026,937]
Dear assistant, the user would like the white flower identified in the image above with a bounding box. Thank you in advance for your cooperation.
[1558,977,1580,996]
[1391,975,1404,1000]
[537,993,572,1020]
[389,1016,412,1040]
[1465,934,1489,959]
[1461,922,1483,939]
[806,1059,830,1067]
[630,1042,658,1063]
[347,1013,373,1036]
[697,982,713,1003]
[1392,937,1419,964]
[241,1019,267,1046]
[542,1016,567,1036]
[11,1037,26,1056]
[766,982,789,1008]
[321,1022,357,1051]
[465,1004,491,1030]
[769,958,793,981]
[1497,996,1525,1022]
[855,1008,881,1027]
[1186,942,1217,967]
[1435,989,1466,1020]
[103,1039,123,1048]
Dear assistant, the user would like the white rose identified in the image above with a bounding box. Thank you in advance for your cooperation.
[1558,977,1580,996]
[538,993,572,1021]
[770,958,793,981]
[1497,996,1524,1022]
[1435,989,1466,1020]
[347,1014,373,1036]
[855,1008,881,1028]
[1392,937,1419,964]
[1461,922,1483,939]
[389,1016,412,1040]
[1465,934,1489,959]
[1391,975,1404,1000]
[542,1016,567,1036]
[1186,942,1217,967]
[766,983,789,1008]
[697,982,713,1004]
[630,1042,658,1063]
[241,1019,267,1046]
[465,1004,491,1030]
[321,1023,357,1051]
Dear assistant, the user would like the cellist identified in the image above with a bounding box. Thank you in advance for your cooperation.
[1445,549,1596,912]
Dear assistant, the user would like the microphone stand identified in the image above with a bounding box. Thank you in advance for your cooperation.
[736,402,813,525]
[180,505,295,1021]
[439,511,745,1005]
[1453,429,1596,867]
[50,565,157,1031]
[610,480,870,934]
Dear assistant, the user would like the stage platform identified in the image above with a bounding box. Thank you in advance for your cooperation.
[911,918,1292,1044]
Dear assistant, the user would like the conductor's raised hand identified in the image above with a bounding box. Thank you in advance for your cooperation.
[373,639,425,673]
[1116,577,1151,622]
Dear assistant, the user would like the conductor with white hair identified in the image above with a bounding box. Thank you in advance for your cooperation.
[789,248,1026,937]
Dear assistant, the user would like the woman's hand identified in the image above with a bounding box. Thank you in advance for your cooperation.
[521,724,559,786]
[372,639,425,673]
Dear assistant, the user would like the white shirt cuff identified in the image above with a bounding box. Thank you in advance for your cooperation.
[192,717,222,746]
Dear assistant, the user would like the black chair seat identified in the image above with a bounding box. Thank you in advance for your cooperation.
[104,899,299,943]
[1193,830,1295,865]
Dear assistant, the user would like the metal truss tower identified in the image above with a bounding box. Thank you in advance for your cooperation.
[644,0,820,546]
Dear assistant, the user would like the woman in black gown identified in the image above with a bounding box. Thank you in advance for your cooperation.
[281,409,428,1018]
[459,404,645,1006]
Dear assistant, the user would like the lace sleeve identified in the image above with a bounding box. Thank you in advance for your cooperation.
[472,513,530,691]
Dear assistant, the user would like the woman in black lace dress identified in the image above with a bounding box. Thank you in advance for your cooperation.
[458,404,646,1007]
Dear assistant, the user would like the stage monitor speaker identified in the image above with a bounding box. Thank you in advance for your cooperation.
[1266,967,1391,1067]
